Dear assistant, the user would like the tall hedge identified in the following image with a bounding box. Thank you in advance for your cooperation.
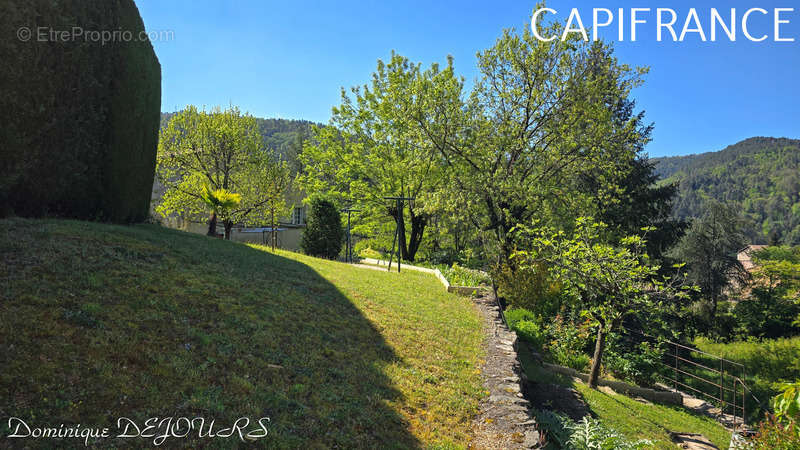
[301,198,344,259]
[0,0,161,222]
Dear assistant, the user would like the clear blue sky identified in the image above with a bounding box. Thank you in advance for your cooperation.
[136,0,799,157]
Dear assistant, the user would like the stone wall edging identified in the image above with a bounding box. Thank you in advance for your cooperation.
[541,362,683,405]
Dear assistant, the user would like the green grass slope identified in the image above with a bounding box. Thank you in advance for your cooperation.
[518,344,731,449]
[0,219,484,448]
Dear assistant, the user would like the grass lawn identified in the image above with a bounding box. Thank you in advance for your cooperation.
[693,336,800,421]
[518,343,731,449]
[0,218,485,448]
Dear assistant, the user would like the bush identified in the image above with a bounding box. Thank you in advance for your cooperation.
[604,335,666,387]
[301,197,344,259]
[504,308,537,328]
[441,263,491,287]
[0,0,160,222]
[548,316,593,372]
[534,410,650,450]
[493,261,570,318]
[514,320,546,352]
[747,383,800,449]
[566,416,651,450]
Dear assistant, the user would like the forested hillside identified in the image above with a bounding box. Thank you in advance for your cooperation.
[654,137,800,245]
[160,112,315,174]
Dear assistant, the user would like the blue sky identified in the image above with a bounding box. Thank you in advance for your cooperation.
[136,0,799,157]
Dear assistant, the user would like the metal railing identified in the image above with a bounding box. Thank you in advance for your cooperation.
[623,329,765,427]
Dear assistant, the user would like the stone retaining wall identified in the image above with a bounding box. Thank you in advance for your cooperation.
[470,294,542,449]
[542,363,683,406]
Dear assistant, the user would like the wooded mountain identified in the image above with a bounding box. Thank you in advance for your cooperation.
[161,112,316,174]
[653,137,800,245]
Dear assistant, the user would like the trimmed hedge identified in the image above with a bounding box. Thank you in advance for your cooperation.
[301,198,344,259]
[0,0,161,222]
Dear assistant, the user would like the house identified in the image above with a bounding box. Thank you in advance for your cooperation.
[737,245,767,272]
[151,178,308,252]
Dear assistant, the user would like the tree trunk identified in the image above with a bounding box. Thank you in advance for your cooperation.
[223,220,233,240]
[406,213,427,262]
[588,325,607,389]
[207,211,217,237]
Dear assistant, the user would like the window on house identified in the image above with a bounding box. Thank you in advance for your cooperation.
[292,206,306,225]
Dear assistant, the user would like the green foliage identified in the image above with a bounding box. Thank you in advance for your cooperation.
[440,263,490,287]
[156,106,292,238]
[0,0,160,222]
[301,197,344,259]
[654,137,800,245]
[694,336,800,420]
[548,317,593,372]
[533,409,651,450]
[747,383,800,449]
[533,408,573,448]
[504,308,538,327]
[669,200,750,336]
[604,335,666,387]
[736,246,800,338]
[432,28,652,261]
[566,416,652,450]
[773,382,800,423]
[748,414,800,449]
[494,261,569,318]
[200,186,242,213]
[299,52,459,261]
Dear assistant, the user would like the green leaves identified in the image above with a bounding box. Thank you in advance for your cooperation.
[155,105,292,229]
[773,382,800,423]
[199,186,241,215]
[512,217,688,328]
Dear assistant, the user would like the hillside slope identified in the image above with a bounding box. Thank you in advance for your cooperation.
[653,137,800,244]
[0,219,484,448]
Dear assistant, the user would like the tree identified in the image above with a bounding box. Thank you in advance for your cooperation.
[156,105,288,239]
[199,186,241,237]
[669,200,750,331]
[299,52,460,261]
[513,218,691,388]
[416,25,652,262]
[301,197,344,259]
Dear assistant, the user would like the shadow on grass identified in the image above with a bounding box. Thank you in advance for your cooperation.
[0,219,418,448]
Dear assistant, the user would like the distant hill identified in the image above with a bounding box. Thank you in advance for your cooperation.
[160,112,319,174]
[653,137,800,245]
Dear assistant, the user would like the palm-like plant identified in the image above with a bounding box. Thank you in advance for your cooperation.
[200,185,241,237]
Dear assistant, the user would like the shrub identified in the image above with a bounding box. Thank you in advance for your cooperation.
[747,383,800,449]
[493,261,570,318]
[534,410,650,450]
[441,263,491,286]
[566,417,651,450]
[604,334,666,387]
[504,308,537,328]
[514,320,546,352]
[548,316,593,372]
[301,197,344,259]
[0,0,160,222]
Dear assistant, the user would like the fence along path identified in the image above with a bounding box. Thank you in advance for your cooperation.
[623,329,766,429]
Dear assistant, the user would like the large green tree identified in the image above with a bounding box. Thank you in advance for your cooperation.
[156,106,290,239]
[669,200,750,330]
[299,53,462,262]
[414,25,652,261]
